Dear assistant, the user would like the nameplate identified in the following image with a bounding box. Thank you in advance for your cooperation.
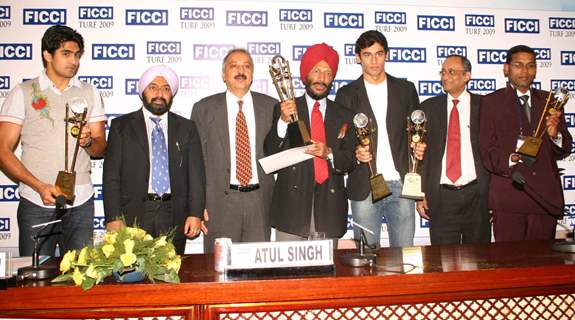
[228,240,333,270]
[0,252,6,278]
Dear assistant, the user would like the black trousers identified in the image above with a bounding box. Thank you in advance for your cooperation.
[430,183,491,245]
[141,199,186,254]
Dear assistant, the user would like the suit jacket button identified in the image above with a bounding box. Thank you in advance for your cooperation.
[532,172,536,175]
[330,188,335,193]
[293,185,297,190]
[292,166,296,171]
[224,191,229,195]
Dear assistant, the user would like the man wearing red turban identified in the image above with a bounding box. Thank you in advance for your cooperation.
[264,43,356,244]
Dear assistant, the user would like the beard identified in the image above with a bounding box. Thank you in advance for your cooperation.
[142,96,172,116]
[305,81,333,100]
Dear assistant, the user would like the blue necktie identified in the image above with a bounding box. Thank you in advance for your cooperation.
[150,117,170,195]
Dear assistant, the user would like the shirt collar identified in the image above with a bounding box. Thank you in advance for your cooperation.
[515,88,530,99]
[142,106,168,124]
[305,93,327,113]
[226,90,253,106]
[38,69,82,91]
[448,90,470,105]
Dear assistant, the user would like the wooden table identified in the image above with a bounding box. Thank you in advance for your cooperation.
[1,240,574,319]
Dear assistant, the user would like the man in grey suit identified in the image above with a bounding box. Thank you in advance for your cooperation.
[417,55,491,245]
[191,49,277,252]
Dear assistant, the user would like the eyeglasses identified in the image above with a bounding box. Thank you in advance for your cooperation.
[438,69,467,76]
[509,62,537,70]
[147,85,172,95]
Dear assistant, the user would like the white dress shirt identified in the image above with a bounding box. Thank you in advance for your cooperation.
[226,90,259,185]
[440,91,477,185]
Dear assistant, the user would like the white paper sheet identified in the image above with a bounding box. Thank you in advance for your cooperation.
[258,146,315,174]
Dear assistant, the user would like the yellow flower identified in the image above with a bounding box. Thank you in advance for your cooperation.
[102,244,115,258]
[85,264,98,279]
[120,253,137,267]
[167,256,181,272]
[154,236,167,248]
[125,227,137,237]
[144,234,153,241]
[72,267,84,286]
[134,228,147,239]
[77,247,89,265]
[124,239,135,254]
[103,231,117,244]
[60,250,76,273]
[168,248,176,259]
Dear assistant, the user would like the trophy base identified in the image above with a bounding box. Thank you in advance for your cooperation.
[517,136,542,165]
[55,171,76,204]
[370,174,391,203]
[287,120,312,147]
[400,173,425,200]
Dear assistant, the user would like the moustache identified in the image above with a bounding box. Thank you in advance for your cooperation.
[234,74,247,80]
[151,97,168,105]
[311,82,329,89]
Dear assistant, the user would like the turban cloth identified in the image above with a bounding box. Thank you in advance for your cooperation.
[138,64,179,97]
[299,43,339,84]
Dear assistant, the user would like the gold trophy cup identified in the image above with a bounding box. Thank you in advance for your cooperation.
[353,113,391,202]
[55,97,88,204]
[400,110,426,200]
[517,86,570,164]
[269,54,311,147]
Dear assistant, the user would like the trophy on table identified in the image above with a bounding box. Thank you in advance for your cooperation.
[400,110,426,200]
[353,113,391,202]
[269,54,311,147]
[54,97,88,204]
[517,86,571,165]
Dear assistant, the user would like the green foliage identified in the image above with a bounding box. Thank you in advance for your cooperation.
[52,224,181,290]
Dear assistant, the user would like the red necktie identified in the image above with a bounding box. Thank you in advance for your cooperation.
[235,100,252,186]
[311,101,328,184]
[446,99,461,184]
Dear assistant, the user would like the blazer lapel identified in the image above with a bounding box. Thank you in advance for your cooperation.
[252,93,265,160]
[167,112,180,178]
[356,78,378,152]
[212,94,231,170]
[438,95,448,155]
[297,95,311,130]
[131,110,149,163]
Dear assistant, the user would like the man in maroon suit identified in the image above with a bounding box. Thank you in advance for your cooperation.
[479,45,572,241]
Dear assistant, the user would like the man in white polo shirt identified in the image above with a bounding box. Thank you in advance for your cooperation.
[0,25,106,256]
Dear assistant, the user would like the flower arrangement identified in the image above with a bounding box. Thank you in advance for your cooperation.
[52,225,181,290]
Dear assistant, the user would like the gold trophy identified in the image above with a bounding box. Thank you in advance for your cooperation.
[353,113,391,202]
[55,98,88,204]
[269,54,311,147]
[400,110,426,200]
[517,86,570,164]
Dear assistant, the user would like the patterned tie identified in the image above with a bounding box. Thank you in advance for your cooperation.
[150,117,170,195]
[446,99,461,184]
[235,100,252,186]
[519,95,531,124]
[311,101,328,184]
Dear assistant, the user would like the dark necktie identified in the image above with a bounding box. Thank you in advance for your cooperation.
[235,100,252,186]
[311,101,328,184]
[519,95,531,124]
[150,117,170,195]
[446,99,461,184]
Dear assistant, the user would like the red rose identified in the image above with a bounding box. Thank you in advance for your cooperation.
[32,98,46,110]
